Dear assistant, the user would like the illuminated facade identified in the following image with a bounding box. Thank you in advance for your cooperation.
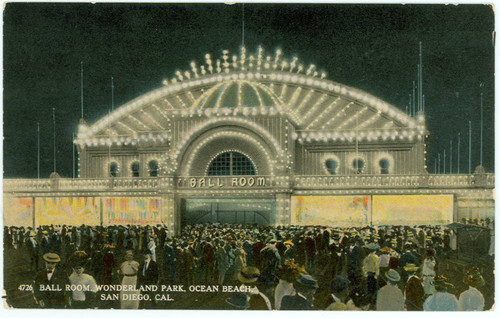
[3,48,494,233]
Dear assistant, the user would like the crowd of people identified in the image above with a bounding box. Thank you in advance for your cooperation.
[3,220,493,310]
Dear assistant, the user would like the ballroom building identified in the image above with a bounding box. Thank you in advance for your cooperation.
[3,47,494,234]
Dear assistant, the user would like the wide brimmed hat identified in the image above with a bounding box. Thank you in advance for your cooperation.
[225,293,249,309]
[284,240,294,246]
[434,275,454,290]
[404,263,420,272]
[366,242,380,250]
[463,267,485,287]
[43,253,61,263]
[70,250,90,268]
[237,266,260,283]
[385,269,401,282]
[295,274,319,289]
[380,246,392,252]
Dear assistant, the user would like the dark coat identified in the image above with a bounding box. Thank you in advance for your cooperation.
[137,260,159,286]
[33,267,70,308]
[281,294,314,310]
[405,276,424,311]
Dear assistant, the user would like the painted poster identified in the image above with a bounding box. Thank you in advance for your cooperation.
[103,197,162,225]
[2,2,494,313]
[35,197,101,226]
[371,195,454,226]
[292,195,371,227]
[3,196,33,227]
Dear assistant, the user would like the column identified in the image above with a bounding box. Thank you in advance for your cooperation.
[276,193,292,225]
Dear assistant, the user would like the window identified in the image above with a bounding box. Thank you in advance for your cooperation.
[131,162,140,177]
[207,152,256,176]
[109,162,118,177]
[379,159,390,174]
[148,160,159,177]
[325,159,338,175]
[352,159,365,174]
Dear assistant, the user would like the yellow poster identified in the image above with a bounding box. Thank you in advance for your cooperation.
[372,195,454,225]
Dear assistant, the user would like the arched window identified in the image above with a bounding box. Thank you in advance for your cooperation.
[379,159,390,174]
[325,159,338,175]
[131,162,140,177]
[352,158,365,174]
[109,162,118,177]
[148,160,159,177]
[207,152,256,176]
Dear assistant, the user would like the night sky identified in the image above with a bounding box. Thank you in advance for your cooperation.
[3,3,495,178]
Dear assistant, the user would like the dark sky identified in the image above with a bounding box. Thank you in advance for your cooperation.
[3,3,494,178]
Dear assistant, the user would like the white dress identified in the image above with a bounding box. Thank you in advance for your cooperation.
[421,257,436,295]
[120,260,140,309]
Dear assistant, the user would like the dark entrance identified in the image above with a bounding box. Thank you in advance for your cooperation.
[181,198,276,228]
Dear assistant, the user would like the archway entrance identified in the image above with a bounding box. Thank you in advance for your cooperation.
[181,198,276,228]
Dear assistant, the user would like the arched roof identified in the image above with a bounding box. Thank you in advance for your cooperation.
[75,47,424,148]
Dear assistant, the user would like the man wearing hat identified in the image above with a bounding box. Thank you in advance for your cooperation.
[281,273,319,310]
[404,263,424,311]
[237,266,272,310]
[137,252,159,309]
[375,269,405,311]
[458,267,485,311]
[164,238,176,282]
[32,252,70,308]
[26,231,40,271]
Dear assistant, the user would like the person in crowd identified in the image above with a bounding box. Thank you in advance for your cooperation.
[236,266,272,310]
[137,252,159,309]
[324,274,350,309]
[404,263,424,311]
[26,231,40,271]
[422,248,437,296]
[362,242,380,299]
[375,269,405,311]
[215,239,230,285]
[68,251,98,308]
[259,238,281,287]
[119,250,140,309]
[147,234,157,262]
[423,275,459,311]
[274,259,303,310]
[181,241,195,286]
[32,253,70,308]
[164,238,176,282]
[458,267,485,311]
[281,273,319,310]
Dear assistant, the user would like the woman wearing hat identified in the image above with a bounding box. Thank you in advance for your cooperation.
[458,267,485,311]
[274,259,304,310]
[68,251,98,308]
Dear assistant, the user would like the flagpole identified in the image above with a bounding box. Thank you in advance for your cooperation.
[81,61,84,119]
[111,76,115,111]
[450,140,452,174]
[53,108,56,172]
[443,149,446,174]
[72,132,75,178]
[37,122,40,179]
[469,121,472,174]
[457,133,461,174]
[480,87,483,166]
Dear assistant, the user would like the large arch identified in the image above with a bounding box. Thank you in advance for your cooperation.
[176,122,281,176]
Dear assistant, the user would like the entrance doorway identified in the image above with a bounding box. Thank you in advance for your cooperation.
[181,198,276,228]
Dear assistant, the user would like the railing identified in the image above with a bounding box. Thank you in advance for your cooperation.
[3,173,494,194]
